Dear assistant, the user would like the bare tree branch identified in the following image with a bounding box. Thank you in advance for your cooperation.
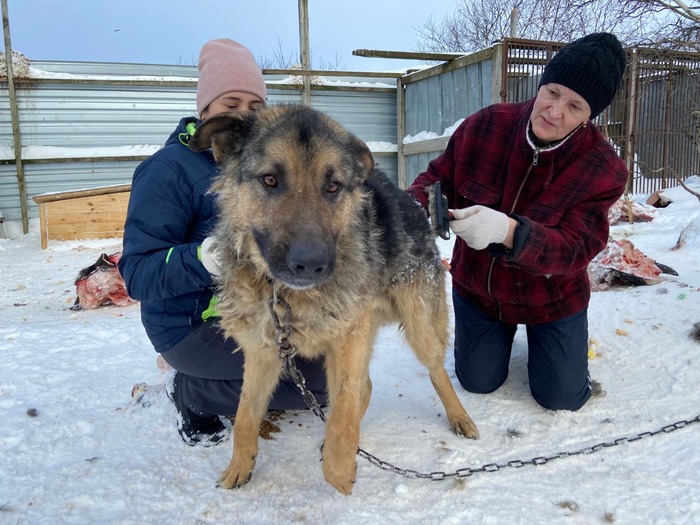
[415,0,699,53]
[648,0,700,22]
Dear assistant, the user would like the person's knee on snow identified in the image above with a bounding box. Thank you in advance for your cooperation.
[452,290,515,395]
[530,373,592,411]
[454,351,508,394]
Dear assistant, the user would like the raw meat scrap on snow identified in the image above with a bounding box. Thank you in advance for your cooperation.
[73,252,137,310]
[588,239,677,291]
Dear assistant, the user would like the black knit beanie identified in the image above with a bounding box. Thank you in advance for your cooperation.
[539,33,627,119]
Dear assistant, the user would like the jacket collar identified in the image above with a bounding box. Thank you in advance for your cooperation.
[524,117,585,156]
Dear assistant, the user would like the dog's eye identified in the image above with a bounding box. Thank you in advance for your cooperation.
[327,181,341,194]
[262,175,278,188]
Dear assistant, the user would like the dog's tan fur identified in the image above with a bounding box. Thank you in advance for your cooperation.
[189,105,478,495]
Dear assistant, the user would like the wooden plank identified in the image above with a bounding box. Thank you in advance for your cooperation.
[401,48,494,85]
[43,194,129,215]
[352,49,466,61]
[402,137,449,156]
[32,184,131,203]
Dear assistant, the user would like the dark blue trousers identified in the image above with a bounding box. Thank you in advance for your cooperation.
[452,290,591,411]
[161,320,327,417]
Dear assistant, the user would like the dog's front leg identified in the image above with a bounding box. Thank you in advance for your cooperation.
[219,349,282,489]
[322,311,374,495]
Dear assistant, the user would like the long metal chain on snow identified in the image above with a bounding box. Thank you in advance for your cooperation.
[268,285,700,480]
[357,415,700,480]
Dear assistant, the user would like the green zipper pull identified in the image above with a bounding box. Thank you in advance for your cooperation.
[178,122,198,145]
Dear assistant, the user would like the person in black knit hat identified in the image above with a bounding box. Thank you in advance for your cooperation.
[538,32,627,120]
[408,33,628,411]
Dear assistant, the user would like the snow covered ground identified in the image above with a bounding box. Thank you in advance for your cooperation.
[1,178,699,525]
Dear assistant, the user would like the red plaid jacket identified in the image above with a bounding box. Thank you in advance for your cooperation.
[407,99,628,324]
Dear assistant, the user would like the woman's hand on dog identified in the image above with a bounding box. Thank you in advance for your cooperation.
[199,236,223,276]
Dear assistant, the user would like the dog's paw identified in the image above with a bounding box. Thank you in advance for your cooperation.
[321,440,357,495]
[452,413,480,440]
[322,458,356,495]
[217,456,256,490]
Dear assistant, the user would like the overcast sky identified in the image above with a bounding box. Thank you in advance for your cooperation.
[7,0,459,72]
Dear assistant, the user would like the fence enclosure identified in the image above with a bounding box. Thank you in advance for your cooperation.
[2,40,699,230]
[399,38,700,194]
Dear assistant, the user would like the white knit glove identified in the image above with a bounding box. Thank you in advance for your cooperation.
[199,236,223,276]
[450,205,510,250]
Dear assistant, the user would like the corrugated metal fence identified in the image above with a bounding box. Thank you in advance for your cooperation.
[398,48,497,188]
[0,61,399,223]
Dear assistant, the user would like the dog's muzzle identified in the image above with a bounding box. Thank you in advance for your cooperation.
[256,230,335,289]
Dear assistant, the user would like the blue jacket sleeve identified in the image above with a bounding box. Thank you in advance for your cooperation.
[119,154,215,302]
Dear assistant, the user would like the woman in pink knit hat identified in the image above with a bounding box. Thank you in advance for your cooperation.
[119,39,328,446]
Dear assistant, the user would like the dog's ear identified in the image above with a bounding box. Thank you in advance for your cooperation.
[351,136,375,177]
[188,111,253,161]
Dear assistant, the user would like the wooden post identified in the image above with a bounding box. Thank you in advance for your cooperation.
[396,76,407,189]
[491,42,505,104]
[510,8,519,38]
[1,0,29,234]
[624,49,638,194]
[298,0,311,106]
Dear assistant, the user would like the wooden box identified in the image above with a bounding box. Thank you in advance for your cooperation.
[32,184,131,249]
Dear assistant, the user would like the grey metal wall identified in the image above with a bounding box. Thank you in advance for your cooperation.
[0,60,398,221]
[310,89,398,180]
[400,48,497,188]
[404,62,493,137]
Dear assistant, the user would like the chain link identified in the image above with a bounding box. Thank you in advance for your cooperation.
[268,286,700,481]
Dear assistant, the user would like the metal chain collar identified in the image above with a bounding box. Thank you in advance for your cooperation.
[268,285,327,422]
[268,285,700,481]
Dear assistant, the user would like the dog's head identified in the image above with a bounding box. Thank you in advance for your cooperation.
[190,105,375,290]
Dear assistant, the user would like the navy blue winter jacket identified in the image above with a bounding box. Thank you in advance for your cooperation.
[118,117,219,352]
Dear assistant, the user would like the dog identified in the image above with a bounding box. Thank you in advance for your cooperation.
[189,105,479,495]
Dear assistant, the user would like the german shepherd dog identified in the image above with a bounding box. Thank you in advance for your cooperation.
[189,105,478,495]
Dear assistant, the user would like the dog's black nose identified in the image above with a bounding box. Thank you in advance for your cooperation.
[287,242,329,279]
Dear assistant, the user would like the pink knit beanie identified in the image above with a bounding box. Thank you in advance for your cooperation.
[196,38,267,115]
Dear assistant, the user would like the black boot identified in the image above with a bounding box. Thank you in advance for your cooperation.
[166,372,227,447]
